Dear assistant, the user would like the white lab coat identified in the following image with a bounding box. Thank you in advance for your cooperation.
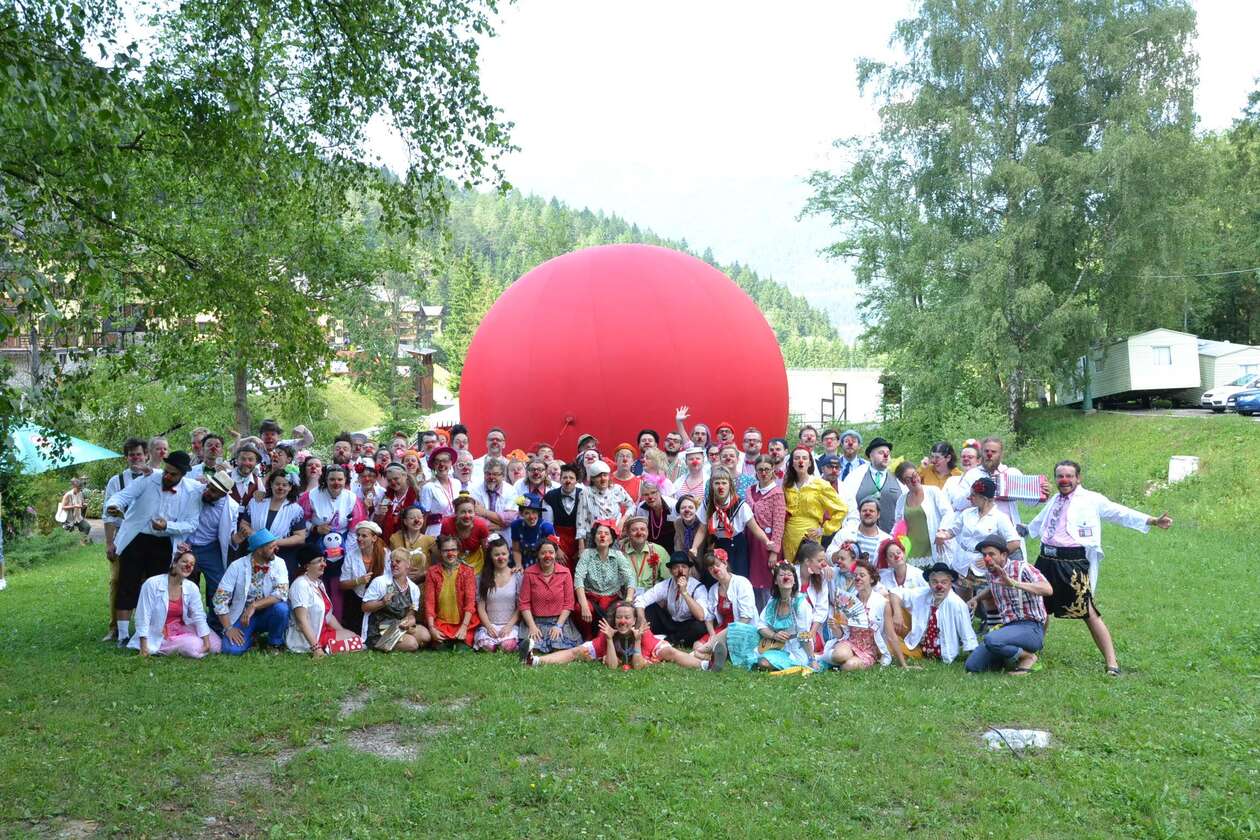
[704,574,758,625]
[106,473,201,555]
[213,555,289,626]
[1027,487,1151,591]
[287,574,331,652]
[129,574,212,651]
[900,589,978,663]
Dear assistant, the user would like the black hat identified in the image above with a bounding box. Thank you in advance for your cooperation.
[667,550,693,567]
[921,562,959,582]
[973,534,1010,555]
[164,451,193,475]
[865,436,893,457]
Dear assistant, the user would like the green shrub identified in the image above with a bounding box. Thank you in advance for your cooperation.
[2,529,85,570]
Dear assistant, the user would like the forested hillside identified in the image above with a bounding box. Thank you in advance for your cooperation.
[430,190,862,388]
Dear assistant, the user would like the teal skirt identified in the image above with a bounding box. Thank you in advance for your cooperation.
[726,622,761,670]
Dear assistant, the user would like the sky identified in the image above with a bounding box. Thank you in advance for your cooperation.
[370,0,1260,340]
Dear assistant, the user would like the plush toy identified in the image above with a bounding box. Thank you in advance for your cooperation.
[322,531,344,561]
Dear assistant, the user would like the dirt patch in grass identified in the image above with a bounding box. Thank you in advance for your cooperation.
[348,723,421,761]
[196,814,260,840]
[339,688,371,718]
[399,698,429,714]
[18,818,101,839]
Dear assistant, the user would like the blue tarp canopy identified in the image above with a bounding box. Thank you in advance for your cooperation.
[6,423,121,474]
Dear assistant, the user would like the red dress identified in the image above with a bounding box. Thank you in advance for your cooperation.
[698,591,735,645]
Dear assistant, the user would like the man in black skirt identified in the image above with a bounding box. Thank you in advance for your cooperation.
[1026,460,1172,676]
[105,451,199,647]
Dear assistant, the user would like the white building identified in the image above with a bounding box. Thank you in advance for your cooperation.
[1176,339,1260,405]
[786,368,884,425]
[1058,328,1200,405]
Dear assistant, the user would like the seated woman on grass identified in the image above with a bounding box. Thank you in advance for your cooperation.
[474,535,521,653]
[517,537,581,657]
[362,548,431,652]
[523,600,704,671]
[823,557,900,671]
[424,534,479,650]
[755,563,813,672]
[130,551,221,658]
[692,549,760,671]
[287,547,364,657]
[572,519,635,640]
[389,505,435,586]
[875,537,925,648]
[794,541,832,657]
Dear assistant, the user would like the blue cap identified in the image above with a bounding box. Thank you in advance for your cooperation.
[817,454,841,469]
[840,429,862,444]
[246,528,279,553]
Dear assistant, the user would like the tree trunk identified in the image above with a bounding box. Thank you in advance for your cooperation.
[234,364,251,434]
[1007,367,1025,431]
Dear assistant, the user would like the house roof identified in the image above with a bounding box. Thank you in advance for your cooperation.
[1197,339,1257,357]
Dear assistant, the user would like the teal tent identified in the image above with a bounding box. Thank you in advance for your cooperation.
[5,423,121,474]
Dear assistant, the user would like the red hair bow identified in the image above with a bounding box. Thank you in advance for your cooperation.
[713,548,728,562]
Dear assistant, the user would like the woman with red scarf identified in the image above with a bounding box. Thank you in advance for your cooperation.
[701,466,770,588]
[373,463,418,540]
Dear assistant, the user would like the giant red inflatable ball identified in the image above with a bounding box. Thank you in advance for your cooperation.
[460,244,788,459]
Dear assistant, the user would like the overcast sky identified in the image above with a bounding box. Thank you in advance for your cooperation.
[371,1,1260,339]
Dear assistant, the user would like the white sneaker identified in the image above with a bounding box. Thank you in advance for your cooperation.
[0,578,7,591]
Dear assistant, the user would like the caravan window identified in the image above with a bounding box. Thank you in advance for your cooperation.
[1152,346,1172,366]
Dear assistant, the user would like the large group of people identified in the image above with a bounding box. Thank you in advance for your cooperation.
[95,409,1172,676]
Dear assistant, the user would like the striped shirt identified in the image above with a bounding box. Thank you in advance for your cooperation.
[990,558,1048,624]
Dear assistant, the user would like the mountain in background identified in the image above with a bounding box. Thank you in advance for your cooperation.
[430,189,864,387]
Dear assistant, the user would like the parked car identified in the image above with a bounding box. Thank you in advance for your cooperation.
[1200,373,1260,412]
[1233,388,1260,416]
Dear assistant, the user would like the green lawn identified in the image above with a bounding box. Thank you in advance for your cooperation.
[0,410,1256,838]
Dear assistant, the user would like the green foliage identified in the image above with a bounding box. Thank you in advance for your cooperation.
[1,528,82,570]
[436,248,501,393]
[1,0,512,441]
[879,398,1014,465]
[806,0,1201,428]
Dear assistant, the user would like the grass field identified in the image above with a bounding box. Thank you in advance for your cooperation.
[0,410,1256,838]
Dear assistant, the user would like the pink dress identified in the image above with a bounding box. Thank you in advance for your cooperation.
[745,482,785,592]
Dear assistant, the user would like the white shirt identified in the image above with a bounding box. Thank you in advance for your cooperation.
[103,468,152,526]
[938,505,1020,576]
[951,464,1029,525]
[287,575,331,652]
[900,588,978,664]
[1027,486,1151,590]
[470,481,518,535]
[877,565,925,596]
[634,575,706,622]
[105,473,201,555]
[704,574,758,625]
[361,573,421,637]
[129,575,212,650]
[213,555,289,626]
